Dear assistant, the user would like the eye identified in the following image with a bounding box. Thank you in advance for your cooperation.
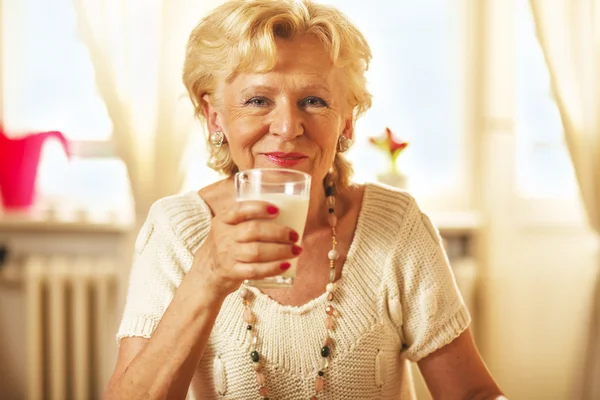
[301,96,328,108]
[245,96,270,107]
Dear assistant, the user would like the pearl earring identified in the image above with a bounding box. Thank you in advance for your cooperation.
[337,136,352,152]
[210,131,225,147]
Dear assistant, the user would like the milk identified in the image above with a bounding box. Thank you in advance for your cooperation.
[237,192,309,279]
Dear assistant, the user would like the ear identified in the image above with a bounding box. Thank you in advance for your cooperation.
[202,93,224,134]
[341,113,354,141]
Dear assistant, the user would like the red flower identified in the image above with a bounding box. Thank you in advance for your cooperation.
[369,127,409,158]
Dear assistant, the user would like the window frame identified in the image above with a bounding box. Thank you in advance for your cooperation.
[0,0,115,159]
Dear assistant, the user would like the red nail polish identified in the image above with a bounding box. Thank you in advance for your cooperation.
[292,245,302,256]
[289,231,299,242]
[267,205,279,215]
[280,262,291,271]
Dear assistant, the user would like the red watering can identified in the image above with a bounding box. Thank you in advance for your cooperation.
[0,126,70,209]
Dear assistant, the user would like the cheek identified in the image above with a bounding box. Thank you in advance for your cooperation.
[225,113,266,149]
[309,115,342,149]
[319,136,338,158]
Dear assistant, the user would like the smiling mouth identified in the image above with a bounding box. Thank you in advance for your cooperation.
[263,152,308,166]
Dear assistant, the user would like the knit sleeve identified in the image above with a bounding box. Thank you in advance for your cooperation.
[115,200,192,344]
[392,199,471,362]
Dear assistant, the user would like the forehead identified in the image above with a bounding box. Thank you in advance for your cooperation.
[228,35,339,90]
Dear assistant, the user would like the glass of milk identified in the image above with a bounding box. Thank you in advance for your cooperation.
[235,168,311,288]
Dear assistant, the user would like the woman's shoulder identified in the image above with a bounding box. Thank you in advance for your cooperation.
[361,181,419,221]
[146,191,211,227]
[146,178,233,224]
[344,181,421,256]
[140,184,223,254]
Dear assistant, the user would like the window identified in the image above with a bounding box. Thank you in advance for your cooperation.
[1,0,130,212]
[319,0,463,198]
[2,0,112,142]
[515,0,578,199]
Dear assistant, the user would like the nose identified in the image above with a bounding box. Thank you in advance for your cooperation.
[269,100,303,140]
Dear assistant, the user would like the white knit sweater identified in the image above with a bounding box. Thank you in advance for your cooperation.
[117,182,471,399]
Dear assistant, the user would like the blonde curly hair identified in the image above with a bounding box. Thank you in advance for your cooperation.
[182,0,372,189]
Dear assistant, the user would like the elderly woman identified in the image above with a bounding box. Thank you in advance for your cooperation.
[106,1,505,399]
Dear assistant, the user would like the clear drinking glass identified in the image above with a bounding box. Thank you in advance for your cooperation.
[235,168,311,288]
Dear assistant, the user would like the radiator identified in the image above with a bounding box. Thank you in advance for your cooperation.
[24,255,118,400]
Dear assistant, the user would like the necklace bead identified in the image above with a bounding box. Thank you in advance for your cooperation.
[315,376,325,392]
[329,269,336,282]
[243,309,255,324]
[325,316,335,330]
[327,214,337,227]
[328,249,339,260]
[256,371,266,386]
[327,196,335,207]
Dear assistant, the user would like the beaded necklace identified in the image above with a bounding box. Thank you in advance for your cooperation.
[238,174,340,400]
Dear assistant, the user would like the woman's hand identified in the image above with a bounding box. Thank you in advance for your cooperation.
[195,201,301,297]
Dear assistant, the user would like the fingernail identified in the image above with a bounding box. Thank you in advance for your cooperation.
[292,245,303,256]
[280,262,291,271]
[267,205,279,215]
[289,231,299,242]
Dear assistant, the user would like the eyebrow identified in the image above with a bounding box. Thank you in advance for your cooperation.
[240,84,332,95]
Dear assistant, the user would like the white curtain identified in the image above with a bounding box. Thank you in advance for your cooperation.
[71,0,222,216]
[70,1,224,385]
[529,1,600,398]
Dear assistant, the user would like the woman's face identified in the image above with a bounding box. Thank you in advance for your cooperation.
[206,35,353,182]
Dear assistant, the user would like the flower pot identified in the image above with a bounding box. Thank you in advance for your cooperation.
[376,171,408,189]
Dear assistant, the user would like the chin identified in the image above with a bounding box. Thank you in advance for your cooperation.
[262,163,313,176]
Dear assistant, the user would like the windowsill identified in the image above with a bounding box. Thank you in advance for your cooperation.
[514,196,591,231]
[4,153,138,233]
[1,154,135,233]
[0,204,134,233]
[430,210,482,236]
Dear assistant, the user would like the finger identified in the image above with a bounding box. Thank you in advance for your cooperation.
[221,200,279,225]
[230,260,294,281]
[235,220,299,244]
[233,242,302,263]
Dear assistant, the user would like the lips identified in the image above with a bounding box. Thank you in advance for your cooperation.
[263,152,308,167]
